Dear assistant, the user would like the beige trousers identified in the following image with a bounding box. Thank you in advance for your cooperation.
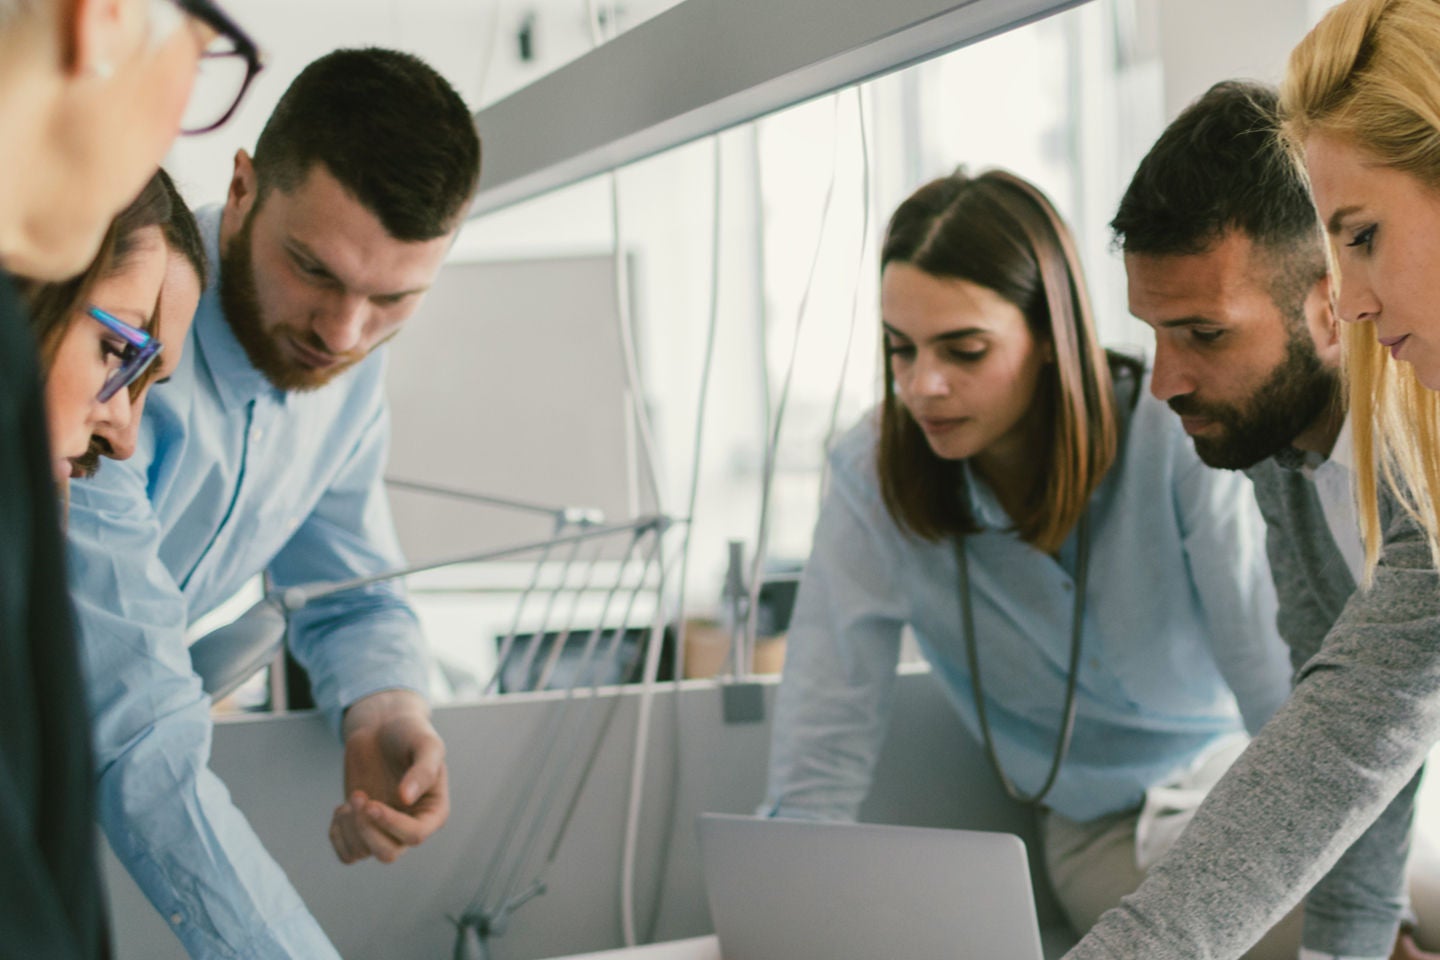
[1040,806,1304,960]
[1041,774,1440,958]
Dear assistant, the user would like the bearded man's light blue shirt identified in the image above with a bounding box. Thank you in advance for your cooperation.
[66,206,428,959]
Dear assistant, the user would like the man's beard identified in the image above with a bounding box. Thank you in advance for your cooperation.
[219,208,362,393]
[1169,328,1340,470]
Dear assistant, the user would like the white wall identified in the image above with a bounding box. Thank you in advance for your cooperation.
[164,0,685,210]
[1152,0,1312,120]
[383,255,635,564]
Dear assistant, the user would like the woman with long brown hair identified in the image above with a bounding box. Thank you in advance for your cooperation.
[24,168,207,492]
[764,169,1295,954]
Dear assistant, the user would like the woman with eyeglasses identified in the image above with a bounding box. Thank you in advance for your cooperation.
[22,169,206,492]
[0,0,256,955]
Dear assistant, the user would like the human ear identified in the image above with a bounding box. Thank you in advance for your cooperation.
[1305,273,1342,369]
[219,150,257,244]
[65,0,141,79]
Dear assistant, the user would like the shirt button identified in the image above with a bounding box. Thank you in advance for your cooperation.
[251,428,264,443]
[170,913,184,926]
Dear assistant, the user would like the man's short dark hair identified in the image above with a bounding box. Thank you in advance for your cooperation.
[1113,80,1326,321]
[253,48,481,242]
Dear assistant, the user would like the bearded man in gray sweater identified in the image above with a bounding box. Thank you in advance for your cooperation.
[1065,80,1440,960]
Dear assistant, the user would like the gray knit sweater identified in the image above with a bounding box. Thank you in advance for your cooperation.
[1064,452,1436,959]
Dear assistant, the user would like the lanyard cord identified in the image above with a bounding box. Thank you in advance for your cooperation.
[955,512,1090,806]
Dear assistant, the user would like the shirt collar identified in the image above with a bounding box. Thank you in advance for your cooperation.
[1272,411,1352,477]
[1328,412,1355,473]
[959,461,1012,529]
[192,204,285,413]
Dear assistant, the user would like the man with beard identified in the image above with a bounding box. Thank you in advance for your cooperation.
[1064,82,1440,960]
[63,49,480,958]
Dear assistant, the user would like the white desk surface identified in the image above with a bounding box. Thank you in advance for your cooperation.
[543,935,721,960]
[544,929,1073,960]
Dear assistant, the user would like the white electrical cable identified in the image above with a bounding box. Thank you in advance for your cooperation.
[586,0,666,515]
[622,133,725,944]
[585,0,605,47]
[668,134,723,730]
[748,130,773,443]
[610,180,666,514]
[744,94,845,661]
[619,531,679,946]
[586,0,665,514]
[578,0,674,946]
[819,86,873,494]
[471,0,507,108]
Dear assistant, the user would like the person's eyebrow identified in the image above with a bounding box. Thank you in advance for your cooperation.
[1156,316,1220,329]
[285,239,339,278]
[882,322,990,343]
[1326,205,1364,236]
[371,286,430,303]
[286,238,432,299]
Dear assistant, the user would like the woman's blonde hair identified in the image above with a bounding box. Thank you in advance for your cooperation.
[1280,0,1440,579]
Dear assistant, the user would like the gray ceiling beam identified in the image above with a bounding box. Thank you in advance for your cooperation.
[468,0,1089,217]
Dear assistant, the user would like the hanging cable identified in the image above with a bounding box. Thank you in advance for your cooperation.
[623,131,726,946]
[506,536,589,691]
[666,134,724,718]
[462,526,653,927]
[534,539,613,691]
[485,536,563,695]
[744,94,845,663]
[609,178,666,514]
[577,1,675,945]
[585,0,605,47]
[471,0,507,109]
[820,86,873,495]
[618,530,678,946]
[586,0,664,514]
[748,124,773,444]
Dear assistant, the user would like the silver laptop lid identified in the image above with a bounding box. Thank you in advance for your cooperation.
[697,814,1044,960]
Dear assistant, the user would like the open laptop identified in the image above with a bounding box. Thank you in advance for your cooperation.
[697,813,1046,960]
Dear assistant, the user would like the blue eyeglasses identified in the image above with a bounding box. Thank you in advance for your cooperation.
[88,306,163,402]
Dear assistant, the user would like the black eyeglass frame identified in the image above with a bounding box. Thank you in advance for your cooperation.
[173,0,264,135]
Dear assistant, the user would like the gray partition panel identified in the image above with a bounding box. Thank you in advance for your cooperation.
[106,670,1071,959]
[384,254,633,565]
